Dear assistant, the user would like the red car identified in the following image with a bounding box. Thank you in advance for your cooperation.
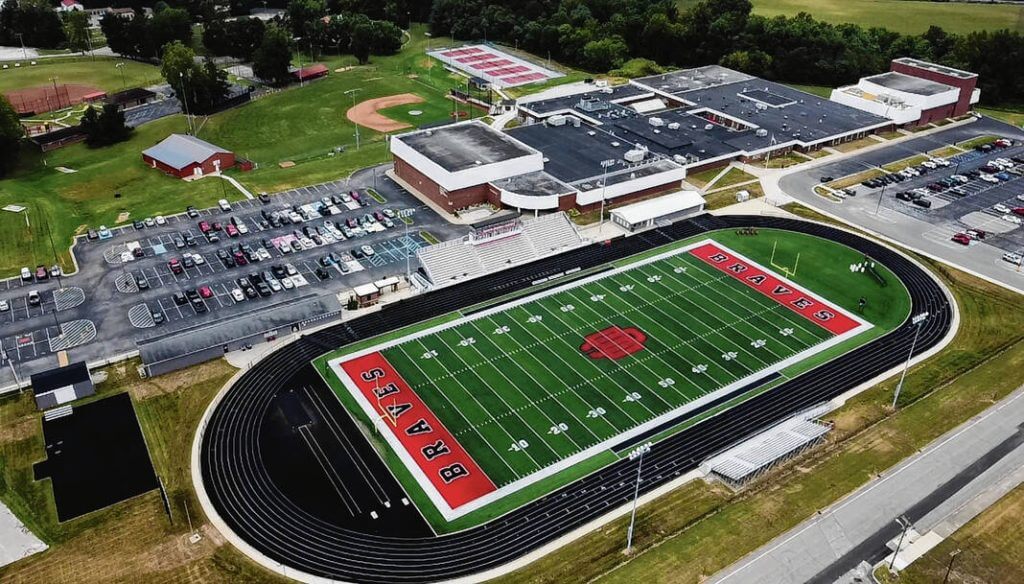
[168,258,183,274]
[225,224,239,237]
[951,233,971,246]
[198,220,212,233]
[1012,207,1024,217]
[198,285,214,299]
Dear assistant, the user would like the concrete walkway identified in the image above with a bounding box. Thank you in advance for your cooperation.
[0,500,46,569]
[710,384,1024,584]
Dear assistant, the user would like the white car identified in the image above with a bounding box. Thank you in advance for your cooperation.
[0,299,9,311]
[98,225,112,239]
[189,253,205,265]
[921,161,937,169]
[341,194,353,204]
[288,211,303,223]
[236,222,249,235]
[278,243,291,254]
[257,248,271,261]
[285,263,298,276]
[1003,252,1023,265]
[950,175,968,184]
[20,267,31,281]
[269,279,282,292]
[981,174,1000,183]
[231,288,245,302]
[361,244,375,256]
[281,277,294,290]
[1016,194,1024,203]
[1001,214,1022,225]
[994,203,1012,213]
[218,199,232,212]
[932,158,950,167]
[155,215,167,226]
[144,217,155,227]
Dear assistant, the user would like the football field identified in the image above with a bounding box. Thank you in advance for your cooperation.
[329,239,871,517]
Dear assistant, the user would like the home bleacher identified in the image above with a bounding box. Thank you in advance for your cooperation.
[417,212,584,288]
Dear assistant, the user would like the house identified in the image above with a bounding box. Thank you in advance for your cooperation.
[30,361,95,410]
[142,134,236,179]
[57,0,84,12]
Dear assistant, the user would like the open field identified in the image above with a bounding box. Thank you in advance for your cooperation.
[0,25,464,277]
[0,57,161,95]
[0,358,291,584]
[676,0,1024,35]
[321,229,908,529]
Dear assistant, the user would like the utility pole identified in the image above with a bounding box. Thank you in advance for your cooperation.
[345,88,364,149]
[179,71,193,134]
[893,312,929,409]
[16,33,26,60]
[942,548,962,584]
[598,159,616,235]
[116,62,127,90]
[398,208,415,284]
[889,515,912,571]
[625,442,652,554]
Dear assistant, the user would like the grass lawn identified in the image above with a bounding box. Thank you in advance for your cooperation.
[957,134,1000,150]
[709,167,757,190]
[676,0,1024,34]
[883,154,929,173]
[834,135,882,153]
[979,107,1024,128]
[377,96,459,129]
[705,183,764,210]
[496,204,1024,584]
[0,57,161,95]
[685,166,724,188]
[0,357,292,584]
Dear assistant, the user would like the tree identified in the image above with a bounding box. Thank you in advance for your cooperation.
[63,10,91,54]
[80,104,133,147]
[719,49,772,78]
[148,7,193,58]
[0,95,23,177]
[287,0,326,37]
[252,24,293,84]
[350,20,373,64]
[203,17,266,60]
[581,36,628,72]
[161,41,230,113]
[161,40,197,98]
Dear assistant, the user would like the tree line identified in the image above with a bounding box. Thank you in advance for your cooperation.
[428,0,1024,106]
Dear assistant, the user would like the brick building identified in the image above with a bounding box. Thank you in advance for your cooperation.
[142,134,235,179]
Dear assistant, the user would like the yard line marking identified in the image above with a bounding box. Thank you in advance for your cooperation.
[429,328,556,468]
[391,342,524,477]
[463,318,603,446]
[474,312,625,438]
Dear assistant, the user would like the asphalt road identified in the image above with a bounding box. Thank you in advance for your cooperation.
[198,215,952,583]
[0,164,469,388]
[710,384,1024,584]
[779,117,1024,293]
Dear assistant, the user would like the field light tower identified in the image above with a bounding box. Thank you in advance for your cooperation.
[625,441,652,554]
[599,159,616,235]
[398,208,416,283]
[892,312,928,409]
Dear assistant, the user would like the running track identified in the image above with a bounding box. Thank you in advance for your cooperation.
[199,215,953,583]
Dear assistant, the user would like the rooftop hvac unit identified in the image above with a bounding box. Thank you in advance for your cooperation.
[549,114,567,126]
[755,128,768,137]
[596,80,608,87]
[611,141,620,147]
[673,154,687,164]
[668,122,680,130]
[572,117,581,127]
[624,148,646,163]
[755,102,768,110]
[704,124,714,131]
[649,117,665,127]
[587,131,597,136]
[602,87,613,94]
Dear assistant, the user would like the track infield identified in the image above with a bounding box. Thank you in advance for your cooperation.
[324,237,879,520]
[346,92,426,132]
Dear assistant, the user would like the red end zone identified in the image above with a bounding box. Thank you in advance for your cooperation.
[690,243,860,335]
[338,352,497,509]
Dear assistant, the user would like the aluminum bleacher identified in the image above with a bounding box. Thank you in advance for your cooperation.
[417,212,584,288]
[701,405,833,488]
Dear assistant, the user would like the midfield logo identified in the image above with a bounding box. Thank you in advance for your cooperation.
[579,326,647,360]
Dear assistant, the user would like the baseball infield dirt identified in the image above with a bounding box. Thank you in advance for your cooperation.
[4,84,105,115]
[345,93,425,133]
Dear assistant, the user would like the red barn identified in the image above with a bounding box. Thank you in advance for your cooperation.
[292,63,329,82]
[142,134,235,179]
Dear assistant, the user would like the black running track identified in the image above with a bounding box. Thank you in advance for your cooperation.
[200,215,953,583]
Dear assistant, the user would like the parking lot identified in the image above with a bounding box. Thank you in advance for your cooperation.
[779,116,1024,293]
[0,164,469,386]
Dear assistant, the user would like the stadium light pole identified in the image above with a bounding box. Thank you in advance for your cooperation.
[598,159,616,235]
[16,33,26,60]
[179,72,193,135]
[398,208,415,284]
[115,62,127,90]
[625,441,652,554]
[942,548,962,584]
[892,312,928,409]
[345,88,364,149]
[890,515,912,571]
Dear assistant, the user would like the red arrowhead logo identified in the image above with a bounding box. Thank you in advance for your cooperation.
[580,326,647,360]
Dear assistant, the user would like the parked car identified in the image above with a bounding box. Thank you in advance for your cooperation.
[218,199,232,212]
[258,193,271,204]
[173,291,188,305]
[186,205,200,218]
[87,229,98,240]
[231,288,245,302]
[198,285,214,299]
[20,267,31,281]
[168,258,183,274]
[151,309,165,325]
[950,232,971,245]
[35,265,48,280]
[1002,252,1023,265]
[994,203,1012,214]
[0,299,9,312]
[155,215,167,226]
[27,290,40,306]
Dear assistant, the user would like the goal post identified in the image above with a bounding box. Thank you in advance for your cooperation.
[769,240,800,278]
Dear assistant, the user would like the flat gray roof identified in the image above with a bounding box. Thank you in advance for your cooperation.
[142,134,230,170]
[397,122,535,172]
[633,66,754,95]
[492,171,575,198]
[866,72,953,96]
[893,57,976,79]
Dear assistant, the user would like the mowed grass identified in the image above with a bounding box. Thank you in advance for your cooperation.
[0,57,162,95]
[676,0,1024,35]
[373,247,836,486]
[377,96,462,129]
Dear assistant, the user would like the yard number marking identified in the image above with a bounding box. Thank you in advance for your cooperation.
[721,351,738,361]
[779,327,794,336]
[420,349,439,360]
[548,422,569,435]
[587,407,607,418]
[646,275,662,283]
[508,439,530,452]
[673,266,687,274]
[692,364,708,374]
[493,325,510,335]
[560,304,576,313]
[623,391,642,402]
[658,377,676,388]
[590,294,605,302]
[526,314,543,323]
[619,284,635,292]
[751,339,767,349]
[458,337,476,347]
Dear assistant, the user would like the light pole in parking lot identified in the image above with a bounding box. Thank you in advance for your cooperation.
[398,208,415,284]
[890,515,912,570]
[344,88,364,149]
[625,441,652,554]
[598,159,616,235]
[893,312,929,409]
[0,347,20,388]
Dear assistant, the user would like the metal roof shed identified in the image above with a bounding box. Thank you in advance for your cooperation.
[610,190,706,231]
